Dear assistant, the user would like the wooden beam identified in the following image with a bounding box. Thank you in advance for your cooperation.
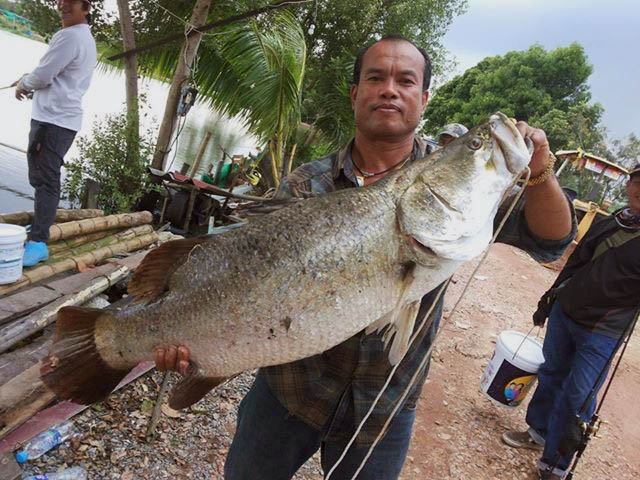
[0,362,154,453]
[0,265,130,354]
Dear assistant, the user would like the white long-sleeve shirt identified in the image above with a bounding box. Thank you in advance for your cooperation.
[20,23,97,132]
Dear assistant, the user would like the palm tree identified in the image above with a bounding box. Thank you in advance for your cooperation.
[128,11,307,187]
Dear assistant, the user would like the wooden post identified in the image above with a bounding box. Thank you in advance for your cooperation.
[182,186,199,233]
[151,0,214,170]
[145,372,171,441]
[190,131,213,178]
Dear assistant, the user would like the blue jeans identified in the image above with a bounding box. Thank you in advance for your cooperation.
[526,302,619,473]
[224,372,416,480]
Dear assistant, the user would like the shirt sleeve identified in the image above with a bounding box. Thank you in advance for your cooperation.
[20,31,79,91]
[494,186,578,263]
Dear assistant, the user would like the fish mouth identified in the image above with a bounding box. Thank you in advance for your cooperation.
[407,235,436,256]
[489,113,530,175]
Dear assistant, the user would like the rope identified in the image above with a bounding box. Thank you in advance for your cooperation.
[325,166,533,480]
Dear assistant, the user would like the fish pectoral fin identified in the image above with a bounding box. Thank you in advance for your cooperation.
[387,301,420,366]
[168,366,229,410]
[128,236,211,304]
[364,263,419,365]
[365,311,394,336]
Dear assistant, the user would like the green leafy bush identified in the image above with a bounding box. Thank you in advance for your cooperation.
[63,107,158,214]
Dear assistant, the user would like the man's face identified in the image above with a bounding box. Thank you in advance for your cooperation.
[438,134,455,147]
[350,40,429,141]
[626,175,640,213]
[57,0,88,27]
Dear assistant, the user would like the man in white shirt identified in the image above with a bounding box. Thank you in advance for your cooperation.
[12,0,97,266]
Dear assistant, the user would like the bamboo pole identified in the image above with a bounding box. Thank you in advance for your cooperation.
[0,266,131,354]
[42,225,154,265]
[0,232,159,297]
[0,209,104,226]
[48,230,119,256]
[48,211,153,243]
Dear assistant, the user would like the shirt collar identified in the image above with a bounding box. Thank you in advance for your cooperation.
[333,137,431,187]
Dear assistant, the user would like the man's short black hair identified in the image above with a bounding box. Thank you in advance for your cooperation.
[81,0,91,24]
[352,35,432,92]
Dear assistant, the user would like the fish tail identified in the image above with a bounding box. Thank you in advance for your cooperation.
[40,307,130,405]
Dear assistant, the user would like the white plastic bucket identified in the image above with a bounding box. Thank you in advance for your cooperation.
[480,330,544,407]
[0,224,27,285]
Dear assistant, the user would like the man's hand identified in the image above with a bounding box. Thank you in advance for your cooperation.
[154,345,190,375]
[515,121,550,178]
[13,79,30,101]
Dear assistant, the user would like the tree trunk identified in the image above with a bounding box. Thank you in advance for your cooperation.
[151,0,214,170]
[116,0,140,158]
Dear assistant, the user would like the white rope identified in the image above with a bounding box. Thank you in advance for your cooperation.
[326,167,533,480]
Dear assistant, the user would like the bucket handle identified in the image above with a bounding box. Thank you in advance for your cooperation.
[511,325,542,361]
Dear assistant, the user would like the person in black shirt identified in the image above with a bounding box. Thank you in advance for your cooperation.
[502,165,640,479]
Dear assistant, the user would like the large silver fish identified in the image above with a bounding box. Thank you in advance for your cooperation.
[41,112,530,409]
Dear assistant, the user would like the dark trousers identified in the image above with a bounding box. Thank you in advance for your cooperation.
[224,372,416,480]
[27,120,76,242]
[526,302,618,473]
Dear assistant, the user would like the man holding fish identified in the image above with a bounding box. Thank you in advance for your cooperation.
[151,36,575,479]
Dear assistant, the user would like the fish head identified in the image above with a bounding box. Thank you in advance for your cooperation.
[398,112,531,263]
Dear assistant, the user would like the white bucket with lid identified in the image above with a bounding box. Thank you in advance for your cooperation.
[0,224,27,285]
[480,330,544,407]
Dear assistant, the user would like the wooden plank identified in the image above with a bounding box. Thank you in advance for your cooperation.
[0,287,61,326]
[0,451,21,480]
[46,263,119,295]
[0,266,130,354]
[0,327,53,385]
[0,361,154,455]
[107,250,150,270]
[0,250,147,323]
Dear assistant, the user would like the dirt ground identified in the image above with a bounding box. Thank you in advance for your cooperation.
[402,243,640,480]
[21,243,640,479]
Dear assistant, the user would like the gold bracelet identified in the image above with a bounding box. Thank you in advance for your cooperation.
[527,153,556,187]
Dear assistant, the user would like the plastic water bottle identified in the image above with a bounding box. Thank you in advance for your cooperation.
[23,466,87,480]
[15,420,76,463]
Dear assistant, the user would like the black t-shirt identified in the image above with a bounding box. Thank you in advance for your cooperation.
[556,212,640,337]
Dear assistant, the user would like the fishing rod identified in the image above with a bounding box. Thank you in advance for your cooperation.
[563,301,640,479]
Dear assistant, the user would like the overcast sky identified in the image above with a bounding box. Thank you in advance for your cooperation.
[440,0,639,142]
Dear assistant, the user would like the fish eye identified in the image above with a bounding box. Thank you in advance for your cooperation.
[469,137,483,150]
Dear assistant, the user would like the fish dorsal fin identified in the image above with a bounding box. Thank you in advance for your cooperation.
[128,236,211,304]
[168,364,229,409]
[365,262,419,366]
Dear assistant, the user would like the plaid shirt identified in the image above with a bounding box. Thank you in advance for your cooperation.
[262,138,576,447]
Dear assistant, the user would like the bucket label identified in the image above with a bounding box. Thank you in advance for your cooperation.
[485,358,537,407]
